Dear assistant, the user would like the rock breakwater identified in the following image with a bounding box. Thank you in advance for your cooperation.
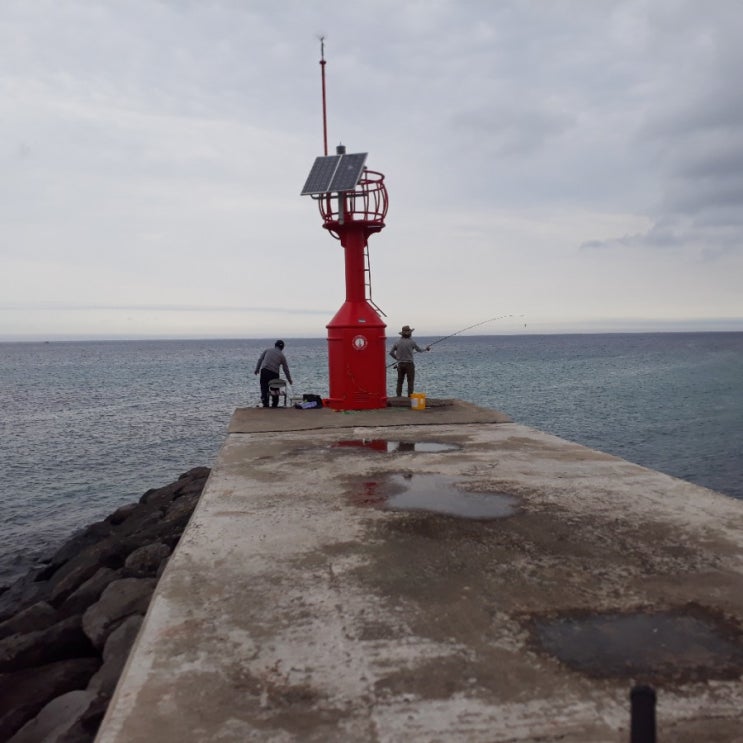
[0,466,210,742]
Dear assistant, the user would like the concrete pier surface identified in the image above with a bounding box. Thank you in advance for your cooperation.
[97,401,743,742]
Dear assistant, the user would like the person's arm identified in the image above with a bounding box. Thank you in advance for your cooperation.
[389,343,398,360]
[281,355,293,385]
[254,350,266,375]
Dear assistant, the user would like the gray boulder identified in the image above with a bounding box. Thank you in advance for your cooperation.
[0,601,58,641]
[60,568,121,618]
[0,570,46,624]
[0,657,100,740]
[48,539,130,606]
[82,578,155,649]
[105,502,138,526]
[123,543,171,579]
[0,616,94,673]
[7,690,98,743]
[40,522,114,579]
[87,615,143,697]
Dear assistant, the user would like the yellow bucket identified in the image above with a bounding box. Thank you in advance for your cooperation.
[410,392,426,410]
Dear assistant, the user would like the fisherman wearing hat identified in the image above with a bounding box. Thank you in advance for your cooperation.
[254,339,293,408]
[389,325,430,398]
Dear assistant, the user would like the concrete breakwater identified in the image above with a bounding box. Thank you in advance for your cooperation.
[0,466,209,742]
[99,402,743,742]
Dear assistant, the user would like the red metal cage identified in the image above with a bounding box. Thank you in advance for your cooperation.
[317,170,388,239]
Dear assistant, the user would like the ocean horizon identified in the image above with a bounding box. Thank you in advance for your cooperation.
[3,317,743,344]
[1,331,742,586]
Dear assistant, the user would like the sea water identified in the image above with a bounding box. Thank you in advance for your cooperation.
[1,332,742,585]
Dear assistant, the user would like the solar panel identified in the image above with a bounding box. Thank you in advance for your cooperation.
[300,152,368,195]
[328,152,367,192]
[301,155,341,195]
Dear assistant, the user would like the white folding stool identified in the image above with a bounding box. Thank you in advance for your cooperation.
[267,379,288,407]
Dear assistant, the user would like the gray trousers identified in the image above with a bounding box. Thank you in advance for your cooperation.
[396,361,415,397]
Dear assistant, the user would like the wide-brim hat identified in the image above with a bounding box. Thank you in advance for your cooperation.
[399,325,414,335]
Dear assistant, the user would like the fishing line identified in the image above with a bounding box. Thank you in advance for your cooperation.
[427,314,525,348]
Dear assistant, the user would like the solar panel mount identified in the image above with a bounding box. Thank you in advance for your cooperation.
[301,152,368,195]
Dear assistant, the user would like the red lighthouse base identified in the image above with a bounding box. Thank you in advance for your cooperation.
[326,300,387,410]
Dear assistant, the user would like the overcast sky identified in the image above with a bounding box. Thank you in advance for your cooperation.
[2,0,742,340]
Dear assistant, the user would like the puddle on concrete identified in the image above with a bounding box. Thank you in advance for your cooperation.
[332,439,461,453]
[532,608,743,680]
[353,473,519,519]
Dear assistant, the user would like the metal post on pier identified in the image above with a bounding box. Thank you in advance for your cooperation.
[630,684,657,743]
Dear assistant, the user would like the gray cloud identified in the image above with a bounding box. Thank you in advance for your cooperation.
[582,1,743,257]
[451,105,573,158]
[581,212,742,258]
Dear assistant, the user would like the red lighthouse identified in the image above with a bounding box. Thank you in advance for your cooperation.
[301,44,389,410]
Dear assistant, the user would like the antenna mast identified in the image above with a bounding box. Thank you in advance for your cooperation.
[319,36,328,156]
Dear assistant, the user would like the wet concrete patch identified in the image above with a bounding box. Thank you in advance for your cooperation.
[353,473,520,519]
[530,606,743,681]
[332,439,462,453]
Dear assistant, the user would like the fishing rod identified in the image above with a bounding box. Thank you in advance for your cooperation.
[427,314,524,348]
[387,314,525,367]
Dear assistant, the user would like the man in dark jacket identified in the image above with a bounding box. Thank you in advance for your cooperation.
[254,340,293,408]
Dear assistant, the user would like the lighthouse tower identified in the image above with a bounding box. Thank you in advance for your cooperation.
[300,43,389,410]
